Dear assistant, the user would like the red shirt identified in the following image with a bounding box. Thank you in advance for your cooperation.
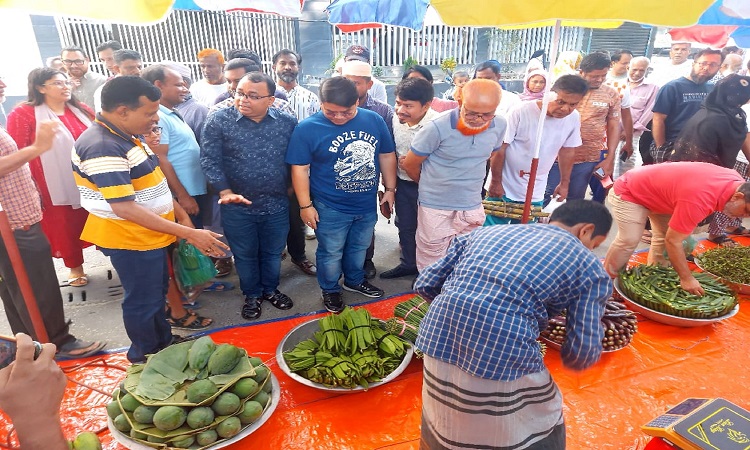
[614,162,743,234]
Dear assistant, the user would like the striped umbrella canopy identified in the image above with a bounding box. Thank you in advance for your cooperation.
[668,0,750,47]
[0,0,305,23]
[326,0,716,31]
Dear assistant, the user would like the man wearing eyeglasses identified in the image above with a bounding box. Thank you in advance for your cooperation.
[201,72,298,320]
[403,78,506,271]
[650,48,722,163]
[60,46,106,110]
[287,77,397,313]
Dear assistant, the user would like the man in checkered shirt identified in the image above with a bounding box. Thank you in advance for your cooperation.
[415,199,612,450]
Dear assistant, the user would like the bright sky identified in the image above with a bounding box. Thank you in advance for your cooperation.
[0,11,43,97]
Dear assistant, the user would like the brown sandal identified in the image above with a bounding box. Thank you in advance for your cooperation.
[166,307,213,331]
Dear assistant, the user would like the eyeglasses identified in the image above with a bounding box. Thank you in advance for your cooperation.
[43,80,74,88]
[321,107,357,119]
[235,92,273,101]
[462,110,496,121]
[695,62,720,69]
[62,59,86,66]
[148,126,163,135]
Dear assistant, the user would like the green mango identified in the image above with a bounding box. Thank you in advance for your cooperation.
[152,405,187,431]
[186,406,215,429]
[72,432,101,450]
[188,336,216,370]
[211,392,241,416]
[216,416,242,439]
[119,393,141,412]
[133,405,159,424]
[105,401,122,420]
[230,378,259,398]
[113,414,131,433]
[196,429,218,446]
[207,344,242,375]
[237,400,263,425]
[186,379,219,403]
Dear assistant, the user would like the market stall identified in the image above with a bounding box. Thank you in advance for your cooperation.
[1,242,749,449]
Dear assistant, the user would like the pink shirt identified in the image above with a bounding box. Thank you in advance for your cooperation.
[614,162,743,234]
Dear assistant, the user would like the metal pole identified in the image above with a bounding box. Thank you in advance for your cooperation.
[522,19,561,224]
[0,206,50,342]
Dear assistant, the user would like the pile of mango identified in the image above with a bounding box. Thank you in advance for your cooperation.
[106,336,273,449]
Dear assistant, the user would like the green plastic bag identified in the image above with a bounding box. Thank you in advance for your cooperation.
[173,240,217,295]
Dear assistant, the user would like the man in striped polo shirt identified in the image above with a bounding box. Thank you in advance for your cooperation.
[73,76,228,363]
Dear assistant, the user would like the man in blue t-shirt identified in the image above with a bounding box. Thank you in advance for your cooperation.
[286,77,397,313]
[650,48,721,162]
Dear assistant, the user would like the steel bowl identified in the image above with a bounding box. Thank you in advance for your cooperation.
[694,256,750,296]
[613,278,739,327]
[108,373,281,449]
[276,317,413,392]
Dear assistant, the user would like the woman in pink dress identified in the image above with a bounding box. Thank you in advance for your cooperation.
[7,68,95,286]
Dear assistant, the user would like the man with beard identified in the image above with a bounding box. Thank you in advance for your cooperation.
[60,46,106,109]
[273,49,320,122]
[270,49,320,276]
[190,48,228,107]
[545,52,621,204]
[403,79,506,270]
[142,65,207,228]
[650,48,721,163]
[380,77,439,279]
[286,77,396,313]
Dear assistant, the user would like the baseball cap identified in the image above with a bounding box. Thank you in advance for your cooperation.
[345,45,371,62]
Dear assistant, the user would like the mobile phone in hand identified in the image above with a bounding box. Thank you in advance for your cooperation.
[619,150,628,162]
[0,335,42,369]
[593,167,606,179]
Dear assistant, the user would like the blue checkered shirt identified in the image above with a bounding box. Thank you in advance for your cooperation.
[415,224,612,381]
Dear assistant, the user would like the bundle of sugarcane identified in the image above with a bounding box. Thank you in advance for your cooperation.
[283,307,409,389]
[482,199,549,220]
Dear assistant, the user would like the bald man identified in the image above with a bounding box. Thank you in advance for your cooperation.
[403,79,507,270]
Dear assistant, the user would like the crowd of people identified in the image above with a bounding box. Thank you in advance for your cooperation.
[2,37,750,449]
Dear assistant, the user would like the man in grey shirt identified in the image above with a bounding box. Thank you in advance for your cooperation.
[61,46,106,109]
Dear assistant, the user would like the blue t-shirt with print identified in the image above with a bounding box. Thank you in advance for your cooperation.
[652,77,714,142]
[286,108,395,215]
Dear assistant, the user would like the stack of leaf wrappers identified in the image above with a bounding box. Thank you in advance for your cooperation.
[385,295,428,357]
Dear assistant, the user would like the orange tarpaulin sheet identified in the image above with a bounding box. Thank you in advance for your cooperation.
[1,240,748,449]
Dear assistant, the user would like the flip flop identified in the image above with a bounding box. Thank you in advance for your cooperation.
[55,339,106,360]
[166,307,213,331]
[65,275,88,287]
[203,281,235,292]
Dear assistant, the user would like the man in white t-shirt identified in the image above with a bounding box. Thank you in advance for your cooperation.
[190,48,228,107]
[648,42,692,87]
[485,75,587,225]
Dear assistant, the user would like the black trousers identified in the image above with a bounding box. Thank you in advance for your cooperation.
[287,193,308,262]
[0,223,74,346]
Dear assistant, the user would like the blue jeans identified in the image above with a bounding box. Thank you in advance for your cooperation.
[395,179,419,270]
[314,200,377,293]
[221,205,289,298]
[587,150,609,203]
[100,247,172,363]
[544,161,598,205]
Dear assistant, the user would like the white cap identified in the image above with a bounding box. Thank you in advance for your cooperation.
[342,60,372,78]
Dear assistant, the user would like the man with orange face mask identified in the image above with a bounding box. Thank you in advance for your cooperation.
[403,79,506,270]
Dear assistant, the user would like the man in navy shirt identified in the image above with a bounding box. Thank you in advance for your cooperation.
[201,72,297,320]
[650,48,721,162]
[286,77,397,312]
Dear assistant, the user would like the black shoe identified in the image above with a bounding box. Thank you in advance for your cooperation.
[241,296,262,320]
[380,264,419,279]
[292,258,317,276]
[343,280,384,298]
[322,292,345,313]
[364,260,376,279]
[263,290,294,310]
